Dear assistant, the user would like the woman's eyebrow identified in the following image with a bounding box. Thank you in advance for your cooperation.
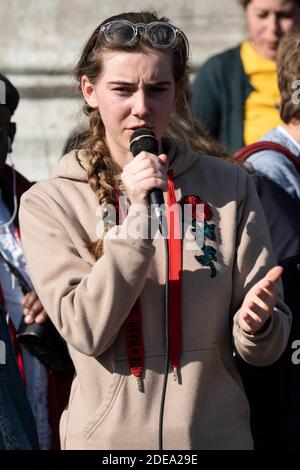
[145,81,172,86]
[108,81,135,85]
[108,80,172,85]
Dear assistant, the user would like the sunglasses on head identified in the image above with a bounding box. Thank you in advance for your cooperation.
[99,20,185,49]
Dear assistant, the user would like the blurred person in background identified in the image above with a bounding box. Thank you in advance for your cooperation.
[191,0,300,152]
[0,72,51,449]
[0,73,40,449]
[233,29,300,449]
[244,28,300,202]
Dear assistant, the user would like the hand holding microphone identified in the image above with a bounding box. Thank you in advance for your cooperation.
[121,128,168,207]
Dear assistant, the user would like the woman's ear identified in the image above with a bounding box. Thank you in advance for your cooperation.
[81,75,98,108]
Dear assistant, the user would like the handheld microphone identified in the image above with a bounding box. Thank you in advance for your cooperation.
[129,128,165,210]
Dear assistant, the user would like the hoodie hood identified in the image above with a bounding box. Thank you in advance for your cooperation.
[164,138,199,178]
[51,149,90,182]
[51,138,199,183]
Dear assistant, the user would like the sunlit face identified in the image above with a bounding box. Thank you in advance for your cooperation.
[82,50,177,166]
[245,0,300,60]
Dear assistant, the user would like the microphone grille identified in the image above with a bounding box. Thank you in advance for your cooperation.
[130,128,158,157]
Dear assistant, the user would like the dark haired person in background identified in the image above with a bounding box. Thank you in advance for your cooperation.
[0,73,74,450]
[0,73,39,450]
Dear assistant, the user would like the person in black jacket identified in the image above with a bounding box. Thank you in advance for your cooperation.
[0,73,75,450]
[235,173,300,449]
[0,74,39,450]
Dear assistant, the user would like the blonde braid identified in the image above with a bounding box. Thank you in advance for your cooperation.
[81,108,121,259]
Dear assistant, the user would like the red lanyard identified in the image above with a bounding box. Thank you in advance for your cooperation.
[125,170,182,389]
[166,170,182,380]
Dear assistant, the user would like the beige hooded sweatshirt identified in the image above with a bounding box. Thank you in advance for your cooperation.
[19,140,291,450]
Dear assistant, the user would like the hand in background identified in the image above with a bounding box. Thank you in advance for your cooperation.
[22,291,48,324]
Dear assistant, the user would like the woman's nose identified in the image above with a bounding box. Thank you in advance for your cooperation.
[267,13,281,36]
[132,90,150,117]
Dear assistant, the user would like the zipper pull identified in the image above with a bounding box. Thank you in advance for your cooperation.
[136,376,144,393]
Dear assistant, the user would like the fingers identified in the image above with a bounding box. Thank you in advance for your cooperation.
[242,292,274,326]
[255,266,283,290]
[238,265,283,334]
[158,154,168,165]
[265,265,283,284]
[123,174,168,195]
[127,158,155,175]
[134,176,168,191]
[131,164,167,182]
[238,308,271,334]
[24,310,48,325]
[122,152,169,204]
[22,291,38,309]
[33,311,48,324]
[23,292,48,324]
[239,301,270,333]
[239,312,263,333]
[133,151,167,165]
[239,273,278,334]
[126,152,168,174]
[252,286,275,310]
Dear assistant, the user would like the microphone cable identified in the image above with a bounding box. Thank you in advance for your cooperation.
[159,234,170,450]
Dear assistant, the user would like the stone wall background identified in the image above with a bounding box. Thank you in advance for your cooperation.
[0,0,246,180]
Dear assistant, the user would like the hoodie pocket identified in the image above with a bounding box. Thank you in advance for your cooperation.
[213,345,249,412]
[83,361,125,443]
[161,344,251,449]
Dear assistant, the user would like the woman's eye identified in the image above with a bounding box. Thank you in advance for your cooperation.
[112,87,132,93]
[257,12,268,19]
[279,13,293,19]
[148,87,167,93]
[256,11,293,20]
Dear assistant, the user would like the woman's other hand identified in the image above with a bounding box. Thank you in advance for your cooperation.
[238,266,283,334]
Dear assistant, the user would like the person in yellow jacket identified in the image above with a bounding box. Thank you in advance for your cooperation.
[192,0,300,151]
[20,11,291,450]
